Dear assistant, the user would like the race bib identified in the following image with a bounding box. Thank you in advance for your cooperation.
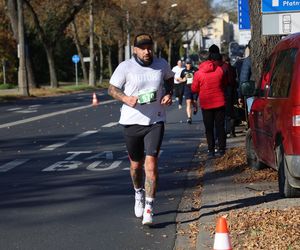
[186,73,193,84]
[138,89,157,105]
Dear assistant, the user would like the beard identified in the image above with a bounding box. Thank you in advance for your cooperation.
[133,53,153,66]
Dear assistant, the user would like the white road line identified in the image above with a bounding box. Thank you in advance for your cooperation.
[41,130,98,151]
[0,159,29,172]
[7,107,22,111]
[87,161,122,171]
[102,122,119,128]
[0,99,116,129]
[41,142,68,151]
[16,110,38,113]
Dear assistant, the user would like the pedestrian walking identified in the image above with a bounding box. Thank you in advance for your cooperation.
[172,59,185,109]
[192,45,227,158]
[222,53,238,137]
[180,58,198,124]
[238,42,253,114]
[108,33,174,225]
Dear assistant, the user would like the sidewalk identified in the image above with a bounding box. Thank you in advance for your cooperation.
[196,127,296,249]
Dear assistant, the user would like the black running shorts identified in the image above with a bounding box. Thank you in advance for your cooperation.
[123,122,165,162]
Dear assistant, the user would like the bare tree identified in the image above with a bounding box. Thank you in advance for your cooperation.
[71,21,88,83]
[24,0,88,88]
[249,0,281,84]
[5,0,36,88]
[88,0,95,86]
[17,0,29,96]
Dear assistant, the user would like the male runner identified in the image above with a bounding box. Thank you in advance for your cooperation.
[108,33,174,225]
[180,58,198,124]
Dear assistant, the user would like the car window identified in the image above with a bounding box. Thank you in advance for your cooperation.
[259,56,274,96]
[268,48,298,98]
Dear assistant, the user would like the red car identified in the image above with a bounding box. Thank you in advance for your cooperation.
[242,33,300,198]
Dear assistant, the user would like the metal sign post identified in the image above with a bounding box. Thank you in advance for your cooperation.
[72,55,80,86]
[237,0,251,45]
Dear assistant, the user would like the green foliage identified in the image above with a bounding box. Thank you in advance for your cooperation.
[0,83,17,89]
[0,4,18,84]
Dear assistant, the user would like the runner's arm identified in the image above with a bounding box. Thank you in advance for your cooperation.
[161,77,174,105]
[108,84,138,107]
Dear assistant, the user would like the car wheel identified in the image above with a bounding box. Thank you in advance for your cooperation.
[245,129,263,170]
[276,144,300,198]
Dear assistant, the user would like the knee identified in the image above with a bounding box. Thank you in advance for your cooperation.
[130,160,143,171]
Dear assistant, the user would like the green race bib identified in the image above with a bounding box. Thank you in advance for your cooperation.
[138,89,157,105]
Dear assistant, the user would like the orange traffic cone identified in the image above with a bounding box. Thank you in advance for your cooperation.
[213,216,232,250]
[92,92,98,106]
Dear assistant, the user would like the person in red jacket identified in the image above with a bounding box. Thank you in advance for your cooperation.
[192,49,227,158]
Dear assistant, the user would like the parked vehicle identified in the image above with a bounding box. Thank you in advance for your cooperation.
[241,33,300,198]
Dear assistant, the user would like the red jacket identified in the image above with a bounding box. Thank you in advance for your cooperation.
[192,60,226,109]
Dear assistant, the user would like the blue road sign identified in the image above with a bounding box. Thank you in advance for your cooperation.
[72,54,80,64]
[262,0,300,13]
[238,0,251,30]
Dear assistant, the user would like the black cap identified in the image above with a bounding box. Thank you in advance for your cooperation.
[133,33,154,47]
[185,58,192,64]
[209,52,222,61]
[209,44,220,54]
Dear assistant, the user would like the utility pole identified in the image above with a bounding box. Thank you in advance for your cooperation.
[17,0,29,96]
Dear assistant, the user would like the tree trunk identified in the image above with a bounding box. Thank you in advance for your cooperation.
[26,51,36,88]
[118,39,123,64]
[108,47,112,77]
[17,0,29,96]
[88,0,95,86]
[6,0,36,88]
[249,0,281,85]
[98,36,103,84]
[71,21,88,83]
[168,39,172,64]
[44,46,58,88]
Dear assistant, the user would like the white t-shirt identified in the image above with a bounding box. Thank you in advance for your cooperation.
[172,65,184,84]
[109,57,174,125]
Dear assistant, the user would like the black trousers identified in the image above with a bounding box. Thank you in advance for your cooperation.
[173,84,185,105]
[201,106,226,152]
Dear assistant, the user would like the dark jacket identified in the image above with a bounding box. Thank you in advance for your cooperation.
[238,57,252,98]
[239,57,252,83]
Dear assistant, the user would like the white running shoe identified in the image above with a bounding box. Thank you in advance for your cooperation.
[134,190,144,218]
[142,208,153,225]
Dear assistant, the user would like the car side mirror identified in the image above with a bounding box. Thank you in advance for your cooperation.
[240,80,256,96]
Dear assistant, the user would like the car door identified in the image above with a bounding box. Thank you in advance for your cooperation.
[249,56,274,163]
[262,48,297,166]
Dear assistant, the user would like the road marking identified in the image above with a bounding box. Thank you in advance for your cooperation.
[0,159,29,172]
[40,130,98,151]
[16,110,38,113]
[87,161,122,171]
[7,107,22,111]
[42,161,82,171]
[41,142,68,151]
[0,99,116,129]
[86,151,113,160]
[65,151,92,160]
[102,122,118,128]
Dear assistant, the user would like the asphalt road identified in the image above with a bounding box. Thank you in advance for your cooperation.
[0,91,205,250]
